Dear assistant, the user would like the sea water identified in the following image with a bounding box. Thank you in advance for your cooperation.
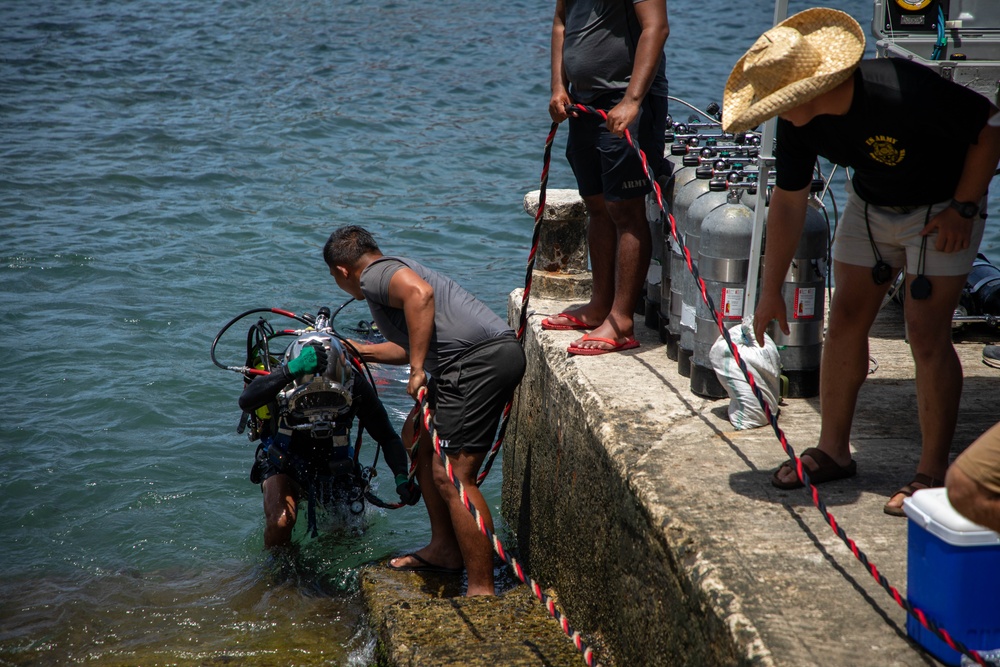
[2,0,996,664]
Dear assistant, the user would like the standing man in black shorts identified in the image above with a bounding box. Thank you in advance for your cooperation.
[323,225,526,596]
[543,0,669,355]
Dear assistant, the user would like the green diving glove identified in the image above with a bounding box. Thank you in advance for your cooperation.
[395,473,421,506]
[286,342,328,378]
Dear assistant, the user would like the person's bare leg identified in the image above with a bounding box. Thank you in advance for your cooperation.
[432,449,495,596]
[774,261,890,485]
[573,195,650,349]
[388,411,462,570]
[549,194,617,331]
[884,272,967,512]
[262,474,298,548]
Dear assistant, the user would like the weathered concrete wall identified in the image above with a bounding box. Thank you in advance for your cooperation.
[504,297,751,667]
[504,288,1000,667]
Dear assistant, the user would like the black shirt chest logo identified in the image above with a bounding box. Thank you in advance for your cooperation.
[865,134,906,166]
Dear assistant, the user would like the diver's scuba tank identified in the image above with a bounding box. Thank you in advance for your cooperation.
[765,181,828,399]
[691,187,755,398]
[647,142,692,340]
[673,164,715,376]
[662,150,703,356]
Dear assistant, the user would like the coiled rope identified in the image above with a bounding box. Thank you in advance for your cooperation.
[559,102,989,666]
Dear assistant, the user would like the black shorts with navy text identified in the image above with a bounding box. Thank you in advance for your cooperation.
[428,335,525,453]
[566,91,668,202]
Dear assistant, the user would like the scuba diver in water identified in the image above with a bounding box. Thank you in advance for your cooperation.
[237,328,419,548]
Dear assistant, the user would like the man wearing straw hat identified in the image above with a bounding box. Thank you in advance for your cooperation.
[724,8,1000,515]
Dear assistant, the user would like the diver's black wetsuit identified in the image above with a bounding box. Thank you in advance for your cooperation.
[239,366,407,484]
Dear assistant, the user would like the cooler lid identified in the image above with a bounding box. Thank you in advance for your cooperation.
[903,487,1000,547]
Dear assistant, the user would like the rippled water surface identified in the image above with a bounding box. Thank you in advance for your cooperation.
[2,0,994,664]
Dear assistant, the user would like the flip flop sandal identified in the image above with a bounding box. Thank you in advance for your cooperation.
[541,312,594,331]
[567,335,640,356]
[883,473,944,517]
[771,447,858,490]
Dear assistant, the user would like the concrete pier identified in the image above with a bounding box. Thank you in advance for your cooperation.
[360,191,998,666]
[502,291,999,666]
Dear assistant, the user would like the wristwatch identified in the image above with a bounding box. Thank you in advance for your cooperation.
[949,199,979,219]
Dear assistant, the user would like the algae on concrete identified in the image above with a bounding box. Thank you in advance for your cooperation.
[361,568,590,667]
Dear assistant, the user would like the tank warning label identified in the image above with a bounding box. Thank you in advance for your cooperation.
[794,287,816,319]
[681,302,696,329]
[722,287,744,320]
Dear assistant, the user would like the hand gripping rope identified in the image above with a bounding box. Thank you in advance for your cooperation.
[552,103,991,666]
[413,385,598,667]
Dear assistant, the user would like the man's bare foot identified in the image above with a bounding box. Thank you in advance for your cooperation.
[541,307,606,331]
[388,549,464,574]
[771,446,856,490]
[883,473,944,516]
[773,452,820,487]
[570,321,633,349]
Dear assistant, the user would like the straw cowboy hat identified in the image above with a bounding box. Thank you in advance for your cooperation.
[722,7,865,133]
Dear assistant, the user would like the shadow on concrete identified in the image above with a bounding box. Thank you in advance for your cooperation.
[780,503,940,667]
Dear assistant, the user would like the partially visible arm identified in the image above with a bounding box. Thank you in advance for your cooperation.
[386,267,435,399]
[752,184,810,346]
[549,0,572,123]
[238,344,326,411]
[348,339,409,365]
[238,367,291,412]
[352,373,408,478]
[605,0,669,136]
[922,117,1000,252]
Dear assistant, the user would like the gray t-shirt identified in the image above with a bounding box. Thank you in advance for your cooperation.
[562,0,669,103]
[359,256,512,375]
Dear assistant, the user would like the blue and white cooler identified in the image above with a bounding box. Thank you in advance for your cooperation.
[903,487,1000,666]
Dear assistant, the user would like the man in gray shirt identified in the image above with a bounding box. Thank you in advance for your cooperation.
[544,0,669,355]
[324,225,525,596]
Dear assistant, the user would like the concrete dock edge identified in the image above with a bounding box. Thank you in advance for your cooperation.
[504,291,998,666]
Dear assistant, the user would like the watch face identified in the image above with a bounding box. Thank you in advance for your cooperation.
[951,200,978,218]
[895,0,932,9]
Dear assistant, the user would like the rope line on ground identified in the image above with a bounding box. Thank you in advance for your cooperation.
[555,103,989,666]
[414,385,598,666]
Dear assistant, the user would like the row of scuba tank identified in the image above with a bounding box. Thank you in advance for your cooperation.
[642,116,829,400]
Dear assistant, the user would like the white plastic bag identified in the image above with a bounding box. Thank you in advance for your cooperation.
[709,319,781,430]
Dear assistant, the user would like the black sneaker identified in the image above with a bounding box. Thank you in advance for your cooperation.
[984,344,1000,369]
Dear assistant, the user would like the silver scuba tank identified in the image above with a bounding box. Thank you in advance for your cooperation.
[671,164,715,376]
[691,188,755,398]
[765,184,828,398]
[653,143,697,343]
[663,152,705,359]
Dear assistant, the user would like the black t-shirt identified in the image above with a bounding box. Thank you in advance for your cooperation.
[775,58,992,206]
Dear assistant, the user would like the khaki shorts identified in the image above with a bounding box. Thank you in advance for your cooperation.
[832,180,985,277]
[953,421,1000,495]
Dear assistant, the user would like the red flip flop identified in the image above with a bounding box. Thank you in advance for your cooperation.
[567,334,640,356]
[541,312,594,331]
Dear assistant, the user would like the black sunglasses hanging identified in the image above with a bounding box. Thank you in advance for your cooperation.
[865,202,893,285]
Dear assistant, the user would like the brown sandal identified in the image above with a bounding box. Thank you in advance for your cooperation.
[883,473,944,517]
[771,447,857,490]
